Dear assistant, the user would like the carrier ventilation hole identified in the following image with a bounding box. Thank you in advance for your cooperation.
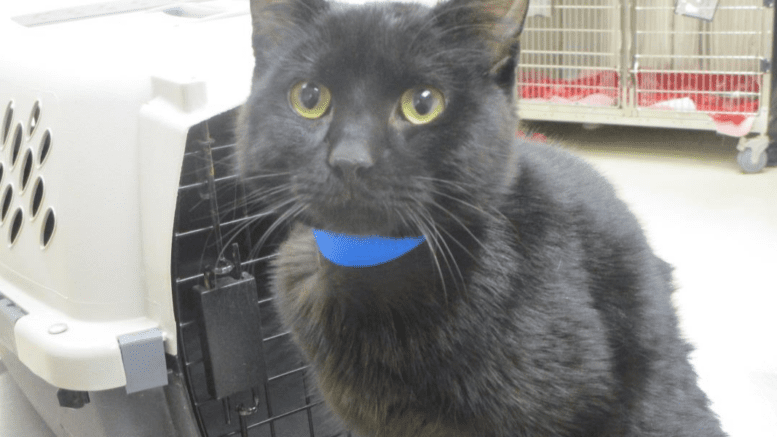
[1,101,12,146]
[28,101,41,137]
[31,177,43,219]
[41,208,55,248]
[9,208,22,246]
[10,123,23,167]
[21,149,33,191]
[39,130,52,166]
[1,186,12,222]
[0,163,4,186]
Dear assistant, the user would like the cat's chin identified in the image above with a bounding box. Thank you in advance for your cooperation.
[303,220,407,238]
[299,207,418,238]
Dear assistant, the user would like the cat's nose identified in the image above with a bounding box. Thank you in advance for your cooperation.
[328,140,375,175]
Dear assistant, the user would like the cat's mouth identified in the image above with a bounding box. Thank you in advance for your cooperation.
[290,170,428,238]
[302,203,404,236]
[298,197,420,238]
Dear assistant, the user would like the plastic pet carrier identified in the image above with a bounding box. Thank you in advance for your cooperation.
[517,0,775,172]
[0,2,351,436]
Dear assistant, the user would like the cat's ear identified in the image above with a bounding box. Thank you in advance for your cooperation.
[435,0,529,90]
[249,0,327,59]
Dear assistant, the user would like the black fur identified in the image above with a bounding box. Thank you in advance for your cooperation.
[237,0,726,435]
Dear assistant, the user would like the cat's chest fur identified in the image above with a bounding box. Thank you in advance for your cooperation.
[270,225,475,436]
[268,150,622,436]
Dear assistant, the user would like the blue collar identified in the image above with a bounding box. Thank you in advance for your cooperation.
[312,229,426,267]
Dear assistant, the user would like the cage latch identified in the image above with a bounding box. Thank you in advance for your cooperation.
[761,58,772,73]
[193,244,267,400]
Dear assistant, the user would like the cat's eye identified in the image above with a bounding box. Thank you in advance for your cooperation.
[289,81,332,119]
[400,86,445,125]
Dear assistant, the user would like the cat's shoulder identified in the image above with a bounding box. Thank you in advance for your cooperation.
[505,138,645,239]
[512,138,621,206]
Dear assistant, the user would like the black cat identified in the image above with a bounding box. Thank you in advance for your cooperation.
[236,0,727,435]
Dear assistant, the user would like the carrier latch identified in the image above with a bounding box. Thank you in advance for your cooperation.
[193,243,267,400]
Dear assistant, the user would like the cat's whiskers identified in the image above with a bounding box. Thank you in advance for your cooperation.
[407,209,450,305]
[178,167,291,271]
[424,197,494,260]
[422,215,477,264]
[239,183,296,209]
[198,169,292,220]
[249,201,309,262]
[423,217,464,301]
[415,175,513,228]
[215,184,294,244]
[215,209,275,263]
[430,189,495,220]
[408,199,470,302]
[214,188,298,264]
[414,175,480,190]
[241,171,294,183]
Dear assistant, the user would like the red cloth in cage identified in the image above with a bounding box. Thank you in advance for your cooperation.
[518,70,760,136]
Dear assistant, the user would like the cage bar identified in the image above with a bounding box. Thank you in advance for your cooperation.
[517,0,773,138]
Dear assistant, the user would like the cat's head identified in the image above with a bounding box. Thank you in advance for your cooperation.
[237,0,528,237]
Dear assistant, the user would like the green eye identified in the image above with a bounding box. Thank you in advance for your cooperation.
[290,81,332,119]
[400,86,445,125]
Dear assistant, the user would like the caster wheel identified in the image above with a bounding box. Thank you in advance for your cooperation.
[737,148,767,173]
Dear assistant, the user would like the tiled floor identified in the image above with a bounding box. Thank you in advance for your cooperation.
[1,123,775,436]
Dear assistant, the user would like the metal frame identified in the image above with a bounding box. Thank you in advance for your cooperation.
[517,0,774,136]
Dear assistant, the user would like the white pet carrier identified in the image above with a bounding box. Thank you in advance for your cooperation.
[0,1,352,436]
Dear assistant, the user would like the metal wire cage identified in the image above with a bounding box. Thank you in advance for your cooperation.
[519,0,621,107]
[517,0,774,172]
[171,109,353,437]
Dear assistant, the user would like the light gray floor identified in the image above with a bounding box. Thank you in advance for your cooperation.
[0,360,55,437]
[1,123,775,436]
